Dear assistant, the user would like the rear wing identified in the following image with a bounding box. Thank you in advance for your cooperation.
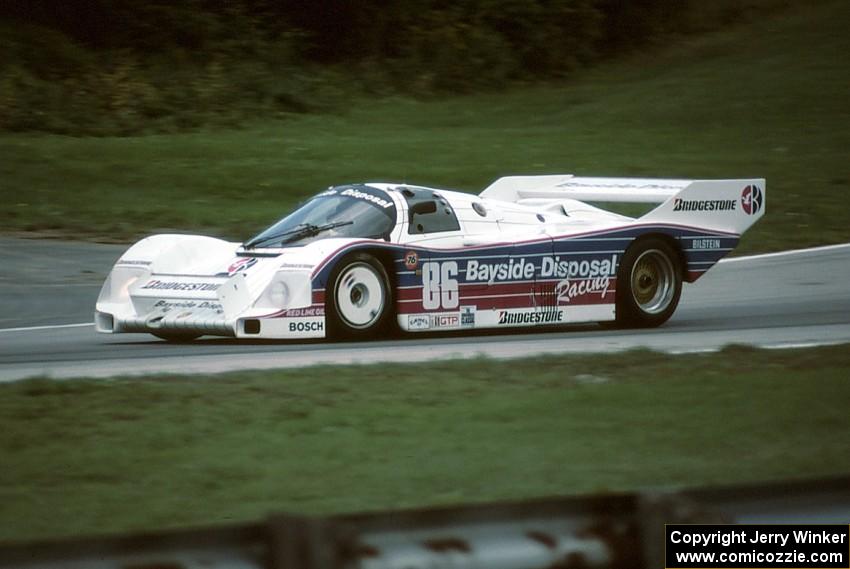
[480,175,765,235]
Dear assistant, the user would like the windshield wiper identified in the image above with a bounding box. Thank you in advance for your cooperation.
[243,221,354,249]
[244,223,309,249]
[280,220,354,244]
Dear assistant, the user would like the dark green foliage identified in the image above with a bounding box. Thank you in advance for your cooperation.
[0,0,792,135]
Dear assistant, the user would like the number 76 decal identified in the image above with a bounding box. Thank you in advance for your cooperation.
[422,261,459,309]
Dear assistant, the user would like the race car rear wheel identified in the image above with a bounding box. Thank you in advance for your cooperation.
[615,237,682,328]
[327,253,394,339]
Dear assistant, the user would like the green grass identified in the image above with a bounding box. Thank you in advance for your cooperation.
[0,1,848,253]
[1,345,849,542]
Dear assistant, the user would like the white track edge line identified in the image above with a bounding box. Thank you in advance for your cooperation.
[720,242,850,263]
[0,322,94,333]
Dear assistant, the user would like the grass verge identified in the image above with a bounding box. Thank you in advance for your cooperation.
[1,344,849,542]
[0,2,849,253]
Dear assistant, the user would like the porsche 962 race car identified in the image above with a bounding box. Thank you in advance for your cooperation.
[95,175,765,341]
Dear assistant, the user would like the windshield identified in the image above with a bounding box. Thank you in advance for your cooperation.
[244,185,397,248]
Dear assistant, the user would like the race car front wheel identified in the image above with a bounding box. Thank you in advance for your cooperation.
[327,253,394,339]
[615,237,682,328]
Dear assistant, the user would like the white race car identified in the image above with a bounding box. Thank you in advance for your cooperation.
[95,175,764,341]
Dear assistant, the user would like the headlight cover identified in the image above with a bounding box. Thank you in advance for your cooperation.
[254,271,312,310]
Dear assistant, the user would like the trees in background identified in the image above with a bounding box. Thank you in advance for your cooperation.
[0,0,779,134]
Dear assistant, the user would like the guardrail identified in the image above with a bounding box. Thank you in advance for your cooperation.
[1,475,848,569]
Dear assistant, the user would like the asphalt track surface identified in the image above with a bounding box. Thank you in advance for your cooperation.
[1,237,849,381]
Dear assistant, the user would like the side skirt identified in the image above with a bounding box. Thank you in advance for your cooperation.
[398,304,616,333]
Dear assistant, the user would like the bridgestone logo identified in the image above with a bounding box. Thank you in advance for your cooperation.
[141,279,221,291]
[673,199,736,212]
[498,310,564,325]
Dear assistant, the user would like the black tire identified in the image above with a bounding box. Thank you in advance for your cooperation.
[326,253,394,339]
[615,237,682,328]
[152,331,201,342]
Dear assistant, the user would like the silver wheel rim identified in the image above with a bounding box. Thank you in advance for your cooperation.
[630,249,676,314]
[335,262,385,329]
